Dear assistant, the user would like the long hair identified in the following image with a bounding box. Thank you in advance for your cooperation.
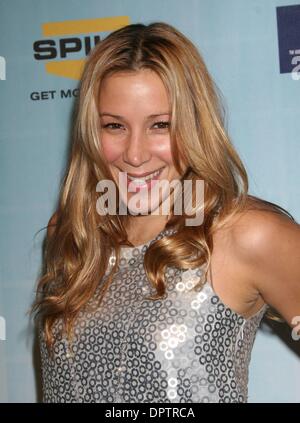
[31,22,292,353]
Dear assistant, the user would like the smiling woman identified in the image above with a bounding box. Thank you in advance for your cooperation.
[98,69,183,221]
[31,22,300,403]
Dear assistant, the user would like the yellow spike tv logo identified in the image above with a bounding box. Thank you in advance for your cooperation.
[33,16,130,80]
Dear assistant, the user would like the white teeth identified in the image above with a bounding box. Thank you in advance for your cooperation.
[127,169,161,184]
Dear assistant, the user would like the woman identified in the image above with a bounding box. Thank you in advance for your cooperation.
[32,22,300,403]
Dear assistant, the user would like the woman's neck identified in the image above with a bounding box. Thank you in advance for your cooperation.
[125,214,170,247]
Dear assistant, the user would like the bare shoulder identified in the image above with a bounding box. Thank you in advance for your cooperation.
[225,199,300,265]
[218,198,300,326]
[47,211,59,239]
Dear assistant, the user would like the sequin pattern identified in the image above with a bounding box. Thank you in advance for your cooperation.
[39,227,267,403]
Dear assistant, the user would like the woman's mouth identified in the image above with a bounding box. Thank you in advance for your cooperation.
[126,167,165,191]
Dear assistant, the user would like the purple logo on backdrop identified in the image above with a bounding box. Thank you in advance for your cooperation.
[276,4,300,78]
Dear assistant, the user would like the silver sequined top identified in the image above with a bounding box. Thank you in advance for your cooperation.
[39,227,268,403]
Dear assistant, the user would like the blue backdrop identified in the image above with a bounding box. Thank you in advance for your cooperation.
[0,0,299,402]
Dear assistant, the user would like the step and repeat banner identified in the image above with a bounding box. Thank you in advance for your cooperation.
[0,0,299,402]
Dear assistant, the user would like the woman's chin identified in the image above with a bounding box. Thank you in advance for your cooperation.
[118,193,161,216]
[128,201,162,216]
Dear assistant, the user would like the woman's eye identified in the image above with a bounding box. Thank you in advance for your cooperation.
[153,121,170,129]
[101,123,124,130]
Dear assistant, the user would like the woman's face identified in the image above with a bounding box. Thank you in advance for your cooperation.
[98,68,185,215]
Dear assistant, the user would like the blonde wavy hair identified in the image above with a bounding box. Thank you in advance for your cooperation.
[31,22,291,353]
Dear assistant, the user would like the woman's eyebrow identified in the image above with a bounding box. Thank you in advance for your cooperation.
[99,112,171,119]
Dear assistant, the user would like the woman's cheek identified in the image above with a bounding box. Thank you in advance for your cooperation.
[153,141,173,164]
[101,139,123,163]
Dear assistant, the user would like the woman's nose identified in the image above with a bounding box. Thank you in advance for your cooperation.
[123,131,151,167]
